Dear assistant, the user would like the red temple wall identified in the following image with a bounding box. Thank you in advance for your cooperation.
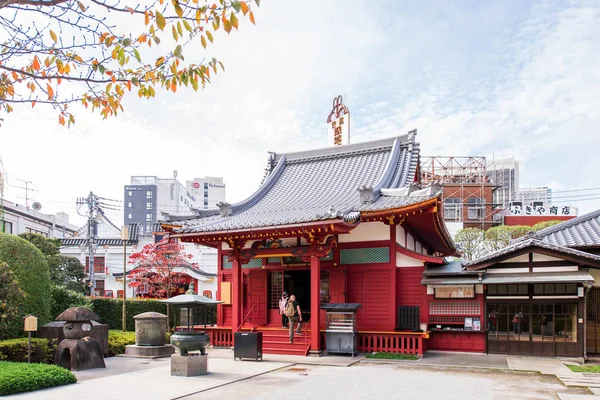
[396,266,428,324]
[346,265,395,331]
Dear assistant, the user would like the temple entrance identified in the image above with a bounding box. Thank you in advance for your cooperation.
[285,270,311,321]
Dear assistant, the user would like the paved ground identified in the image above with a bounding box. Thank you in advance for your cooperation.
[4,350,598,400]
[182,363,589,400]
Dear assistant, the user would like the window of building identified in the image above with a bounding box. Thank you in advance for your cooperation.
[85,256,105,274]
[146,213,152,221]
[128,191,132,197]
[443,198,462,221]
[127,202,132,208]
[128,213,132,220]
[0,220,13,234]
[268,271,283,309]
[146,190,152,199]
[467,198,484,220]
[146,202,152,210]
[26,227,47,237]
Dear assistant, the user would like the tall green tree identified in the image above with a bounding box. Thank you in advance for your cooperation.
[18,233,85,293]
[454,228,485,261]
[0,233,51,339]
[0,262,24,340]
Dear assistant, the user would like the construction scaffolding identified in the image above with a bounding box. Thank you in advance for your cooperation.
[420,156,503,230]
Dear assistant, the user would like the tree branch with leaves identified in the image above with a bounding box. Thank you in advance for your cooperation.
[0,0,258,125]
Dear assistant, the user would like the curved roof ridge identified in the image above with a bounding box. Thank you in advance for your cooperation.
[230,154,287,215]
[532,208,600,239]
[274,134,410,163]
[372,138,401,196]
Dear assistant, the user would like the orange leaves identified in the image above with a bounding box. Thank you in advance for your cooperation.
[249,11,255,25]
[32,56,41,71]
[240,1,249,15]
[11,71,18,81]
[49,30,58,42]
[201,35,207,49]
[46,83,54,100]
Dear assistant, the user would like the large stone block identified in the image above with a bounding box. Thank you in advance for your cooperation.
[171,353,208,377]
[125,344,175,358]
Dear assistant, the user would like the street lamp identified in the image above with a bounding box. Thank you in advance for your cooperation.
[121,225,129,332]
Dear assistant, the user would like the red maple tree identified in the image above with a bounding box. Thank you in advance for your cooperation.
[128,240,195,299]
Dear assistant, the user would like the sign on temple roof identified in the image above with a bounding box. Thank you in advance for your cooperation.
[327,95,350,146]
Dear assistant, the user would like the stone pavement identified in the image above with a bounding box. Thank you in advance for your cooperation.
[4,349,600,399]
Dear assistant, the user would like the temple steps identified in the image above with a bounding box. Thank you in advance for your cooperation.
[256,328,310,356]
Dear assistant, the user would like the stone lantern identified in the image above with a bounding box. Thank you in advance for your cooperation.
[54,307,106,371]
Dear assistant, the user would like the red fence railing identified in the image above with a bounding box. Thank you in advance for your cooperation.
[357,332,427,355]
[207,328,233,347]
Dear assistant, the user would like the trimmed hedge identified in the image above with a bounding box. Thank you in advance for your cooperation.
[0,338,55,364]
[0,361,76,396]
[90,297,216,331]
[0,233,51,339]
[90,297,175,331]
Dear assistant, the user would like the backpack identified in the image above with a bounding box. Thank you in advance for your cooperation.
[285,301,296,317]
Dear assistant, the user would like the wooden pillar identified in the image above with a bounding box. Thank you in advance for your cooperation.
[232,258,242,332]
[310,255,321,353]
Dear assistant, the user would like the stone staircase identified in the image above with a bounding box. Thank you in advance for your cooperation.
[256,327,311,356]
[557,374,600,388]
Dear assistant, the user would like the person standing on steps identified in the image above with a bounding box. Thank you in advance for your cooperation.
[285,294,302,343]
[278,291,289,329]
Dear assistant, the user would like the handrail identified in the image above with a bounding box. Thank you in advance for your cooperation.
[238,306,256,331]
[301,317,311,344]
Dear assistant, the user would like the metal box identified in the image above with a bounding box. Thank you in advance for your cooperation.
[322,303,361,357]
[233,332,263,361]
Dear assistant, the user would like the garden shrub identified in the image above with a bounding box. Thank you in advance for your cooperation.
[50,285,91,320]
[0,233,51,339]
[107,330,136,356]
[0,338,54,364]
[0,361,76,396]
[107,330,172,356]
[89,297,183,330]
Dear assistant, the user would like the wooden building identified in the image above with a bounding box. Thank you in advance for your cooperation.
[163,134,457,355]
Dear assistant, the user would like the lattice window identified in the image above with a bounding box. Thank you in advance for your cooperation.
[268,271,282,309]
[221,255,262,269]
[429,301,481,315]
[340,247,390,265]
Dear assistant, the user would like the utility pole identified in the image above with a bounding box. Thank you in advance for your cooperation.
[77,192,98,295]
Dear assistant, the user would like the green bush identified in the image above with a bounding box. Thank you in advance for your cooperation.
[90,297,176,331]
[0,233,51,339]
[107,330,136,356]
[50,285,92,320]
[0,338,54,364]
[365,352,419,360]
[107,330,172,356]
[0,361,76,396]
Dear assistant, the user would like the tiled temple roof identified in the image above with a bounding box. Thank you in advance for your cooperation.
[515,209,600,249]
[165,133,442,234]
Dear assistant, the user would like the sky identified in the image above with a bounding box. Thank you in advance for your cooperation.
[2,0,600,228]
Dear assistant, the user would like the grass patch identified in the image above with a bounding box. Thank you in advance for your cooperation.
[365,352,419,360]
[567,364,600,373]
[0,361,76,396]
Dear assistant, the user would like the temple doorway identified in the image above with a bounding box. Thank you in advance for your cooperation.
[285,270,311,320]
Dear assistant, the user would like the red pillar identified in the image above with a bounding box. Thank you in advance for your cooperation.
[310,255,321,353]
[232,258,241,332]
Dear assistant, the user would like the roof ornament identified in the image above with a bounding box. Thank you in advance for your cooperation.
[327,95,350,146]
[358,185,374,204]
[217,202,232,217]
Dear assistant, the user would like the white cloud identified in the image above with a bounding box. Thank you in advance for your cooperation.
[2,0,600,227]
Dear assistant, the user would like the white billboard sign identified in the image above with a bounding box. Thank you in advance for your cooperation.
[509,204,577,216]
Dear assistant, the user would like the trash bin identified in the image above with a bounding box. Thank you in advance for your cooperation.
[233,332,263,361]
